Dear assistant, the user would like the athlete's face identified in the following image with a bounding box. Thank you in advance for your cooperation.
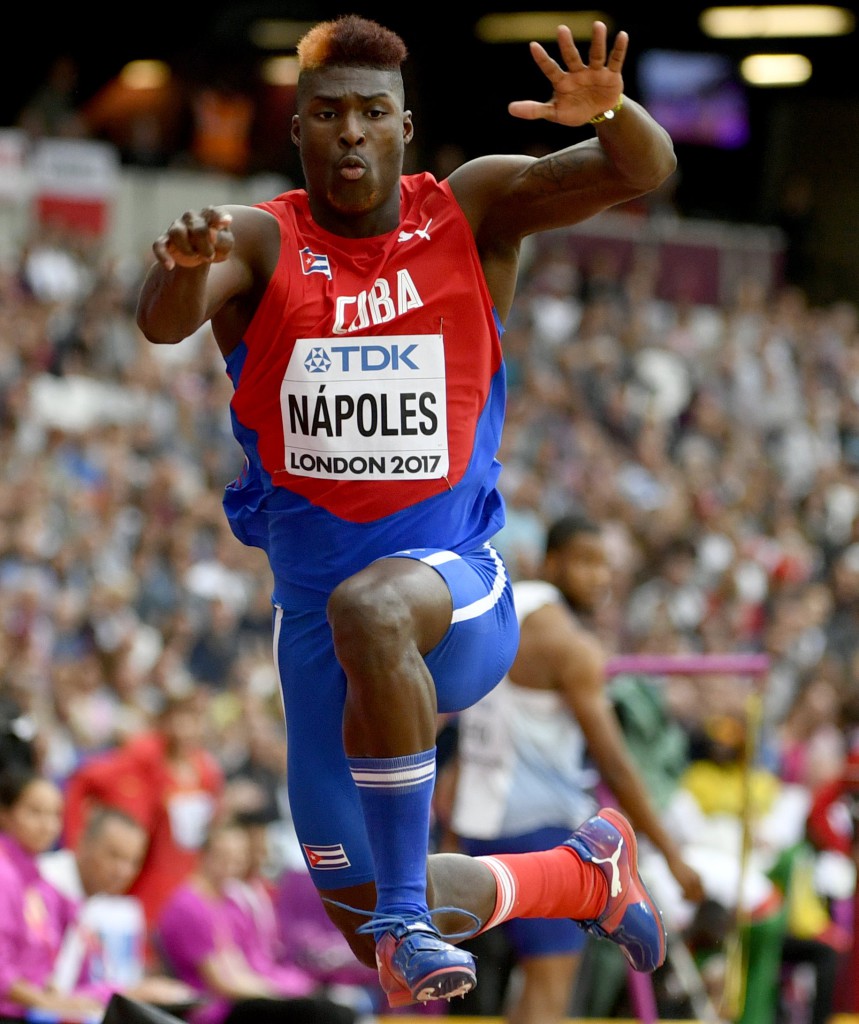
[547,532,611,616]
[292,66,413,233]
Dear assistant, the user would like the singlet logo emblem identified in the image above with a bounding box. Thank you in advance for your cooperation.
[299,246,332,280]
[397,218,433,243]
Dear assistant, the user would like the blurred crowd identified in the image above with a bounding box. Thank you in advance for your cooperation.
[3,162,859,1020]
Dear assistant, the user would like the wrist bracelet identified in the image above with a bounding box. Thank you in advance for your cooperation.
[589,95,624,125]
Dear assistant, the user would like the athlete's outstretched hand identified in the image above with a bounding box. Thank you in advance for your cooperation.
[508,21,626,128]
[152,206,234,271]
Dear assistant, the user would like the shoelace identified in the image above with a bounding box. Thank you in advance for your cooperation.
[323,898,481,941]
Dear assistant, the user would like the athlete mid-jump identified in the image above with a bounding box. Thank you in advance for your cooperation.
[136,13,677,1008]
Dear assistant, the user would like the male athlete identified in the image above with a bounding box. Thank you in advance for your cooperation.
[451,513,705,1023]
[136,14,677,1009]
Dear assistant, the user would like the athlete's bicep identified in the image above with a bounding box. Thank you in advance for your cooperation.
[447,155,533,239]
[451,142,629,244]
[208,206,277,310]
[555,628,607,714]
[208,207,279,353]
[203,256,253,317]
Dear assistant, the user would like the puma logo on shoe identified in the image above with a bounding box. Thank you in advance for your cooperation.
[564,809,665,972]
[590,838,624,897]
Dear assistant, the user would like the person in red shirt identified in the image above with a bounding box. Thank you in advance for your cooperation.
[806,750,859,1014]
[63,687,224,929]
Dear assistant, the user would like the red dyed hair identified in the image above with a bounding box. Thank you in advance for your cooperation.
[297,14,408,72]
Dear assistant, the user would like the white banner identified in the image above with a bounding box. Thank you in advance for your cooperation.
[31,137,119,199]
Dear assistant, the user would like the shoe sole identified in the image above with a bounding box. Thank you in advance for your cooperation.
[597,807,666,971]
[377,932,477,1009]
[384,966,476,1008]
[411,967,477,1005]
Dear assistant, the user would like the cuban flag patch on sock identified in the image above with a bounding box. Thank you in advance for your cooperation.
[300,247,332,280]
[303,842,350,869]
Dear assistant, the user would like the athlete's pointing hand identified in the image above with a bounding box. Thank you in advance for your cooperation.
[152,206,235,271]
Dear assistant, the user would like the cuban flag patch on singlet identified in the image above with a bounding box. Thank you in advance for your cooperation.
[299,246,332,280]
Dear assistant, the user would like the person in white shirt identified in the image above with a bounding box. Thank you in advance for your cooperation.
[39,807,194,1008]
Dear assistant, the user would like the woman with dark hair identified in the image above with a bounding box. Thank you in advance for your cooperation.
[0,766,105,1023]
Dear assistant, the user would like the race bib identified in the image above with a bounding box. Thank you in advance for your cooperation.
[281,334,449,480]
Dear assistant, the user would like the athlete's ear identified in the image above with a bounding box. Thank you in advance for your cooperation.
[291,114,300,147]
[403,111,414,145]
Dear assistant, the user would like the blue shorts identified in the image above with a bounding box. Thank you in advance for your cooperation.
[274,542,519,889]
[461,828,588,956]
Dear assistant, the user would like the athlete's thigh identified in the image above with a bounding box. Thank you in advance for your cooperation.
[390,542,519,713]
[273,604,374,888]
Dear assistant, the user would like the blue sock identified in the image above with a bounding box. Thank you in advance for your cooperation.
[348,748,436,920]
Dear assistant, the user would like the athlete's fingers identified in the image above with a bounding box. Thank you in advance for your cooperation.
[587,21,608,68]
[556,25,585,71]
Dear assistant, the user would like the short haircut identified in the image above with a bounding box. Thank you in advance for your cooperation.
[296,15,408,105]
[545,512,601,555]
[82,806,146,843]
[297,15,408,72]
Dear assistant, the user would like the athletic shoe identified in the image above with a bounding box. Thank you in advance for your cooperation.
[564,807,667,972]
[373,919,477,1008]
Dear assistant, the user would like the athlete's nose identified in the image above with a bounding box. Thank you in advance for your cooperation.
[340,112,366,147]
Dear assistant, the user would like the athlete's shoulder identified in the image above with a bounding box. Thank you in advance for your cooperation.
[401,171,440,191]
[254,187,307,219]
[401,171,455,207]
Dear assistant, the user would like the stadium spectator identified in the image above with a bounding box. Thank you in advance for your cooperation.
[62,687,224,929]
[0,766,109,1022]
[156,820,357,1024]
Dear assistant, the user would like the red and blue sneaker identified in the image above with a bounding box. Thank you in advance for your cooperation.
[338,905,480,1009]
[564,807,667,972]
[372,917,477,1007]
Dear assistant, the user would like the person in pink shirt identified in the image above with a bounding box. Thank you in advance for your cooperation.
[156,820,356,1024]
[0,766,107,1023]
[219,815,311,987]
[224,813,379,1017]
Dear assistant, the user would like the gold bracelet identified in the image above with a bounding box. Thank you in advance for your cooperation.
[588,96,624,125]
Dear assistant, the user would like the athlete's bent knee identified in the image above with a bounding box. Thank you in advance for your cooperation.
[328,576,412,657]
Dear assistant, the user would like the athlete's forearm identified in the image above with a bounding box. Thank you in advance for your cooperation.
[590,96,676,194]
[136,263,213,345]
[601,762,672,848]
